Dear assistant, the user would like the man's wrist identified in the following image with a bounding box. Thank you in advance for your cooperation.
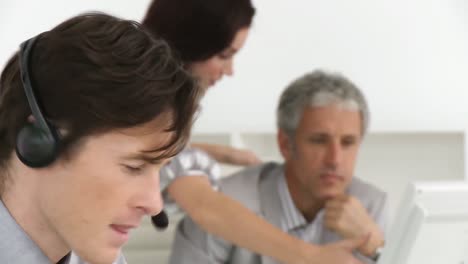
[361,230,385,257]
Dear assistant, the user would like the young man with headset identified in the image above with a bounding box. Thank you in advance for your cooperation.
[0,13,201,264]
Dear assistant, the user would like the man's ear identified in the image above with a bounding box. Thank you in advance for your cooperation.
[277,129,293,160]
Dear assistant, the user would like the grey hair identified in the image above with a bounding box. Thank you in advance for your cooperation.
[276,70,369,137]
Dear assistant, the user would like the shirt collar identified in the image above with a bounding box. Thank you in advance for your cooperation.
[0,199,52,264]
[277,172,309,231]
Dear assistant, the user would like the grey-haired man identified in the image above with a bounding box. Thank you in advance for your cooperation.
[170,70,388,264]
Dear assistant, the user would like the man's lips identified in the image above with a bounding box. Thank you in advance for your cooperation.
[320,173,343,183]
[109,223,139,246]
[110,224,137,234]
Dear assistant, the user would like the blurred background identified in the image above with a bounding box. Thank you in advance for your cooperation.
[1,0,467,262]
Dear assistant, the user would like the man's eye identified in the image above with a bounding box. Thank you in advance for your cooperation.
[342,138,356,147]
[123,165,144,175]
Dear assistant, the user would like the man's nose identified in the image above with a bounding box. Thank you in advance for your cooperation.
[135,172,164,216]
[325,142,342,168]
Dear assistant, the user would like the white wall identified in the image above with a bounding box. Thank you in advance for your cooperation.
[194,0,468,133]
[0,0,152,65]
[1,1,467,134]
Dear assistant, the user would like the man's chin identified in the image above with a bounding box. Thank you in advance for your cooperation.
[318,188,344,200]
[76,247,121,264]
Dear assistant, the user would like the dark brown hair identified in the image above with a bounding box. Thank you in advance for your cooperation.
[0,13,201,193]
[142,0,255,63]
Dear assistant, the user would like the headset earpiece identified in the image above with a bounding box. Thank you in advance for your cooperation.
[16,122,59,168]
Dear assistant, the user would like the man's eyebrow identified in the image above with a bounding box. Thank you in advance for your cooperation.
[307,131,328,136]
[121,153,148,160]
[120,153,166,164]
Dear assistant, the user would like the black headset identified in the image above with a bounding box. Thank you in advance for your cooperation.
[16,34,60,168]
[16,34,170,230]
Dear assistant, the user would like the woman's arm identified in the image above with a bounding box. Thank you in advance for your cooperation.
[191,143,261,166]
[167,175,318,264]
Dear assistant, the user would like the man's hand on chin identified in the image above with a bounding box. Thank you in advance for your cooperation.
[324,194,384,257]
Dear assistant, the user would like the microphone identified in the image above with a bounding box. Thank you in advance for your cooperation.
[151,210,169,230]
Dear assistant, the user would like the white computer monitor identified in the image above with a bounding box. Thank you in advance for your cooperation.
[377,181,468,264]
